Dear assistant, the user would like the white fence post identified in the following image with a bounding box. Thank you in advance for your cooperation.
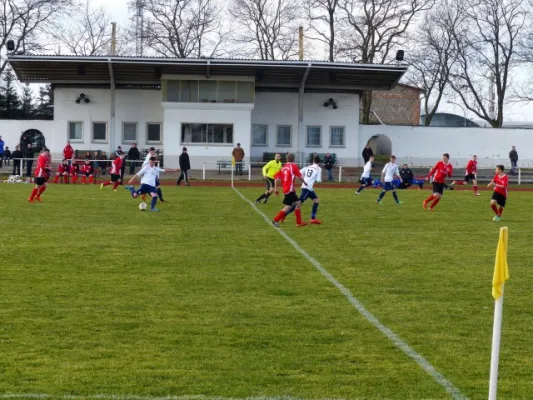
[248,161,251,181]
[202,162,206,180]
[231,164,234,188]
[338,165,343,182]
[518,167,521,185]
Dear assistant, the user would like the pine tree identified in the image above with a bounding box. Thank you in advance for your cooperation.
[0,69,22,119]
[36,84,54,119]
[21,84,36,119]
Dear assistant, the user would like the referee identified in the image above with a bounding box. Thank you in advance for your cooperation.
[255,153,282,204]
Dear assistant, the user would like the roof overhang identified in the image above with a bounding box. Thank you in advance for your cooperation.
[8,55,408,91]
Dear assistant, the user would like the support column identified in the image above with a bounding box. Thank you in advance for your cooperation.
[108,58,116,153]
[297,65,311,167]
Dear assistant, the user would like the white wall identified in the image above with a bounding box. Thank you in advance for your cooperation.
[0,120,56,153]
[250,92,360,165]
[360,125,533,167]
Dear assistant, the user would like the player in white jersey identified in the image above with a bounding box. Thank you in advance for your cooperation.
[376,155,403,205]
[283,155,322,224]
[356,155,375,194]
[141,147,167,203]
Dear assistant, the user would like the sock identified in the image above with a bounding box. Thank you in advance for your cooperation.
[285,204,296,217]
[498,207,504,217]
[491,204,499,215]
[425,194,435,203]
[265,192,272,199]
[72,175,77,184]
[102,181,111,187]
[356,185,365,193]
[295,208,302,224]
[113,181,120,190]
[151,195,158,210]
[311,203,319,219]
[141,194,146,201]
[377,190,386,202]
[29,188,38,200]
[54,175,59,184]
[38,186,46,196]
[474,185,478,193]
[392,191,399,203]
[256,194,266,202]
[430,197,441,209]
[89,175,94,184]
[157,188,164,201]
[273,210,285,222]
[65,175,69,184]
[81,176,86,184]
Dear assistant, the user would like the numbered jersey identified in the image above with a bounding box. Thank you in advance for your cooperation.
[300,164,322,191]
[274,162,302,194]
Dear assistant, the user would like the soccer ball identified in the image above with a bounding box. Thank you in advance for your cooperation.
[139,202,147,211]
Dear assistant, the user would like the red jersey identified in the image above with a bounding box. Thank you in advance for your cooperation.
[69,164,79,175]
[58,164,69,174]
[111,157,122,175]
[34,154,48,178]
[492,174,508,197]
[428,161,453,183]
[274,162,302,194]
[82,164,94,175]
[63,145,74,159]
[466,160,477,175]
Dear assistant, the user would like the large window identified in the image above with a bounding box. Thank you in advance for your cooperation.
[92,122,107,142]
[181,123,233,144]
[306,126,321,147]
[252,125,268,146]
[276,126,291,146]
[68,122,83,141]
[164,79,254,103]
[330,126,345,147]
[123,122,137,142]
[180,81,199,102]
[147,123,162,143]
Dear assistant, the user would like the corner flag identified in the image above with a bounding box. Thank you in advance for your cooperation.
[232,156,236,167]
[492,227,509,300]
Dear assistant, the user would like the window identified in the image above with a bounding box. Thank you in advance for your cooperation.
[330,126,345,146]
[306,126,321,147]
[147,123,162,143]
[123,123,137,142]
[164,79,254,103]
[167,80,180,102]
[276,126,291,146]
[181,123,233,144]
[199,80,217,103]
[92,122,107,142]
[236,81,254,103]
[180,81,199,102]
[252,125,267,146]
[68,122,83,141]
[217,81,236,103]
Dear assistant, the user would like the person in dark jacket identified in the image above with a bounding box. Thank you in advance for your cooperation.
[509,146,518,175]
[99,152,109,175]
[399,164,414,189]
[24,143,34,178]
[11,145,22,175]
[362,144,374,164]
[127,143,141,175]
[4,146,11,166]
[19,133,31,170]
[323,153,334,182]
[177,147,191,186]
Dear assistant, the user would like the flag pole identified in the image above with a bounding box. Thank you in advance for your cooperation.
[488,284,504,400]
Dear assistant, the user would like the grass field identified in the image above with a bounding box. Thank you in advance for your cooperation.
[1,183,533,399]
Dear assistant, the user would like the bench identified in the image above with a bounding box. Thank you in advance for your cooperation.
[217,160,248,174]
[263,152,288,163]
[308,153,337,165]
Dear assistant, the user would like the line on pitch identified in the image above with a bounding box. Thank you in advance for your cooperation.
[233,187,468,400]
[0,395,306,400]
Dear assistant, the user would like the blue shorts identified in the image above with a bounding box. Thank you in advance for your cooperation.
[300,189,318,203]
[383,182,396,191]
[139,184,157,194]
[155,177,160,187]
[359,177,372,186]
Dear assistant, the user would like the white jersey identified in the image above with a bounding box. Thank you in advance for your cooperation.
[143,152,161,176]
[300,164,322,191]
[138,165,165,187]
[382,162,399,182]
[361,161,372,179]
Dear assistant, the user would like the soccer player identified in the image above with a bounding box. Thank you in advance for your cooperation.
[141,147,167,203]
[272,153,307,227]
[283,154,322,224]
[54,159,70,184]
[356,155,375,194]
[376,155,403,205]
[256,153,282,204]
[100,152,126,191]
[423,153,453,211]
[487,165,508,221]
[28,148,50,203]
[69,162,80,184]
[81,159,95,184]
[450,155,480,195]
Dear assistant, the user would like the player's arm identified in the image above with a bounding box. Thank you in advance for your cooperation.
[273,170,282,195]
[317,167,322,183]
[262,162,270,177]
[381,165,387,181]
[426,164,437,181]
[295,167,307,186]
[129,166,147,184]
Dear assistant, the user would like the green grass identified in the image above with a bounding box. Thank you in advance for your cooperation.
[1,184,532,399]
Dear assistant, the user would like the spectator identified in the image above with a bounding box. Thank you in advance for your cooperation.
[362,144,374,164]
[92,151,99,173]
[63,141,74,164]
[98,152,109,175]
[323,152,333,182]
[128,143,141,175]
[399,164,414,189]
[115,146,126,180]
[509,146,518,175]
[115,146,122,158]
[11,145,22,175]
[24,143,34,178]
[232,143,245,176]
[177,147,191,186]
[84,151,91,160]
[4,146,11,166]
[0,136,4,167]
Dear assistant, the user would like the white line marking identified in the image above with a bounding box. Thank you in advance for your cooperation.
[233,187,468,400]
[0,395,304,400]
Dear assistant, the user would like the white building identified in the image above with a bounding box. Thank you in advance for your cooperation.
[7,55,407,168]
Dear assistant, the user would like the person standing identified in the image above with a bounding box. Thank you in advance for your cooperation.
[376,155,403,205]
[488,165,508,221]
[509,146,518,175]
[356,156,375,194]
[115,146,126,181]
[99,152,108,176]
[255,153,282,204]
[28,148,51,203]
[362,144,374,164]
[0,136,4,168]
[127,143,141,175]
[24,143,34,178]
[323,153,333,182]
[423,153,453,211]
[11,145,22,175]
[63,141,74,165]
[3,146,11,167]
[232,143,245,176]
[177,147,191,186]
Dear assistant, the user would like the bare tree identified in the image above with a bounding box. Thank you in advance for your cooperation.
[137,0,225,58]
[304,0,340,62]
[338,0,435,124]
[229,0,302,60]
[407,0,462,126]
[449,0,527,128]
[0,0,73,75]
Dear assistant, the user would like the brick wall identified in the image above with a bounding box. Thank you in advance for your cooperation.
[364,84,421,126]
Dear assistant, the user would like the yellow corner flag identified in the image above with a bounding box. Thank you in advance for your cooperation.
[492,227,509,300]
[232,156,236,167]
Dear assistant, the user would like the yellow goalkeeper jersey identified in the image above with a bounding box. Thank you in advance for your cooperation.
[263,160,282,179]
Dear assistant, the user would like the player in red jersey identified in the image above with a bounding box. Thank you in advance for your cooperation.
[423,153,453,211]
[81,159,95,184]
[69,162,80,184]
[271,153,308,227]
[28,148,51,203]
[450,155,480,195]
[487,165,508,221]
[54,159,70,184]
[100,152,126,191]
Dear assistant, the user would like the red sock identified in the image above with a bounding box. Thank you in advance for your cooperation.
[491,204,499,215]
[102,181,111,187]
[38,186,46,196]
[498,207,504,217]
[113,181,120,190]
[65,175,69,184]
[425,194,435,203]
[295,208,302,224]
[29,188,38,200]
[274,211,285,222]
[89,175,94,184]
[72,175,77,184]
[430,197,441,209]
[474,185,478,193]
[54,175,59,184]
[81,176,86,184]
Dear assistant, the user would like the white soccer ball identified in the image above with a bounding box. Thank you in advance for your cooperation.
[139,202,147,211]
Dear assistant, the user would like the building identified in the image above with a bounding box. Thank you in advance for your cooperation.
[6,55,407,168]
[367,83,421,126]
[421,112,480,127]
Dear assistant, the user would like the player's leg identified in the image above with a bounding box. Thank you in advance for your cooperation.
[392,188,402,204]
[490,198,500,219]
[377,183,388,204]
[273,195,294,226]
[424,183,439,209]
[256,179,271,203]
[473,178,479,195]
[310,192,320,224]
[81,174,87,184]
[429,192,442,210]
[28,183,40,202]
[285,190,308,218]
[89,174,94,184]
[36,182,47,201]
[150,190,160,211]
